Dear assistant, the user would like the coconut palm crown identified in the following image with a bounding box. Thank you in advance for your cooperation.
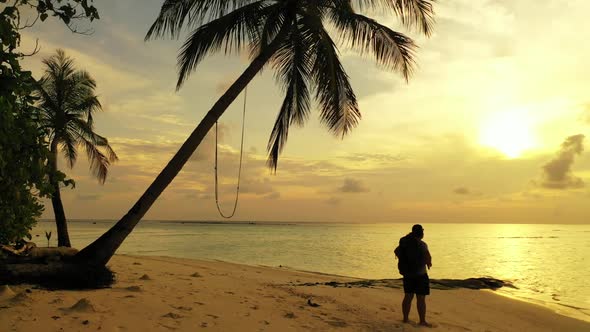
[146,0,435,170]
[36,49,118,247]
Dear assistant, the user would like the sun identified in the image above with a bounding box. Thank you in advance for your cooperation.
[479,110,536,158]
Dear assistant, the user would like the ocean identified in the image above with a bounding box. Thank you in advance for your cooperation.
[31,221,590,322]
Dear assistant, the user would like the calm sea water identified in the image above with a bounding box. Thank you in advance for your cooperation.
[31,221,590,321]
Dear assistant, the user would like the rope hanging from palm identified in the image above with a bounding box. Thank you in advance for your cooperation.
[214,86,247,218]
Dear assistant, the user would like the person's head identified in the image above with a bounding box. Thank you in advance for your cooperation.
[411,224,424,239]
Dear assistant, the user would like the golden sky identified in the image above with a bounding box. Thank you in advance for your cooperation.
[21,0,590,223]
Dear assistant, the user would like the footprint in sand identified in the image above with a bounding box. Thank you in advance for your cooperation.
[171,305,192,311]
[326,319,348,328]
[10,292,32,305]
[158,323,178,330]
[125,286,142,292]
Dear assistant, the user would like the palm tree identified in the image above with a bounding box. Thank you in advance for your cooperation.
[75,0,435,265]
[37,49,118,247]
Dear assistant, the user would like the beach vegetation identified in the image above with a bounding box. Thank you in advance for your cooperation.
[0,1,117,288]
[0,1,98,244]
[36,49,118,247]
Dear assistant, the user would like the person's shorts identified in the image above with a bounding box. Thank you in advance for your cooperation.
[403,274,430,295]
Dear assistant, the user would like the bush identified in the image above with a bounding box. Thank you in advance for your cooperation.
[0,1,98,245]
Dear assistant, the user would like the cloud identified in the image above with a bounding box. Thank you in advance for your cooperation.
[583,103,590,124]
[189,122,231,162]
[540,134,585,189]
[240,178,275,195]
[338,178,370,193]
[264,192,280,200]
[453,187,471,195]
[20,35,152,96]
[338,153,404,164]
[452,187,482,196]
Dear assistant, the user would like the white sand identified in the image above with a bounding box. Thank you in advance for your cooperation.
[1,254,588,331]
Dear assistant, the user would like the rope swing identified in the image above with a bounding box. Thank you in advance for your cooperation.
[214,86,247,218]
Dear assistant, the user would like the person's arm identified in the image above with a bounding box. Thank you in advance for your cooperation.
[423,243,432,269]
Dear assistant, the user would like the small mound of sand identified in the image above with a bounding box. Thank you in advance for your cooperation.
[162,312,183,319]
[139,274,151,280]
[65,298,96,313]
[0,285,15,301]
[125,286,142,292]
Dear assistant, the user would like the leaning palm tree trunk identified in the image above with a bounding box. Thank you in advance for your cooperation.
[49,140,72,247]
[75,40,280,266]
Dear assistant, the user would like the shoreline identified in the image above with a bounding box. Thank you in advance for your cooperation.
[2,254,589,331]
[491,287,590,324]
[261,262,590,324]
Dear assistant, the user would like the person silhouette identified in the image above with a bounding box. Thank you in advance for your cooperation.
[394,224,432,327]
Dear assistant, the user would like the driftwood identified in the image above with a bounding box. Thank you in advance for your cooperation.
[1,244,79,264]
[0,244,113,289]
[0,242,37,256]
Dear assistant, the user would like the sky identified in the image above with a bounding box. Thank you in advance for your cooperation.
[18,0,590,223]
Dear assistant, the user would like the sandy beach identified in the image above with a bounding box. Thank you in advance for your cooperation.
[1,254,588,332]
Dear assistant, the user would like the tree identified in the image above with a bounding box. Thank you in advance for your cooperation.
[75,0,435,266]
[36,49,118,247]
[0,90,50,246]
[0,0,99,246]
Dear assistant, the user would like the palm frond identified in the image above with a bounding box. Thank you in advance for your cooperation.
[329,6,416,80]
[42,49,76,85]
[146,0,259,40]
[305,16,360,137]
[71,96,102,117]
[350,0,436,36]
[80,138,111,184]
[176,0,271,89]
[249,2,289,58]
[59,131,78,169]
[62,71,98,113]
[266,23,313,170]
[35,80,59,119]
[71,117,119,163]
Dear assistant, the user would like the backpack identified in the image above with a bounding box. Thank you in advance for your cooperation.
[394,235,423,276]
